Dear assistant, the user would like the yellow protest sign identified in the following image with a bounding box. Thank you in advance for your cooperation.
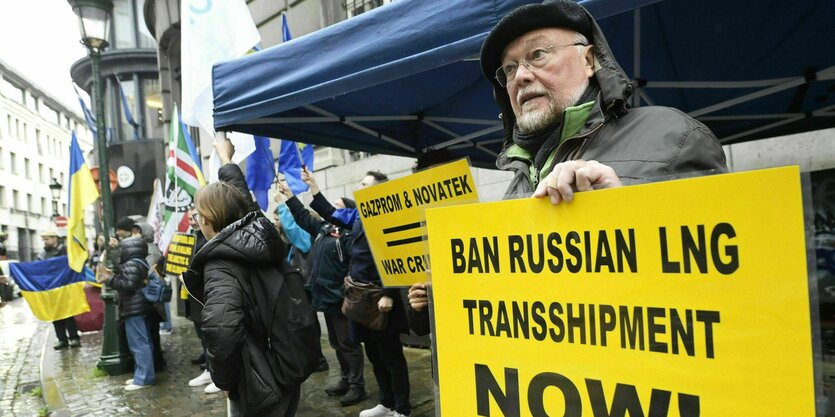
[426,166,814,416]
[164,232,196,276]
[354,159,479,286]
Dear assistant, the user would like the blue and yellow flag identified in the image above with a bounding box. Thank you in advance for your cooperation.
[68,132,99,272]
[9,256,93,321]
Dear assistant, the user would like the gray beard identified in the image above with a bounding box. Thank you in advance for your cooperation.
[516,84,587,134]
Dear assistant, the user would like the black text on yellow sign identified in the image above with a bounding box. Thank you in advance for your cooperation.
[354,159,479,286]
[426,167,814,416]
[164,232,195,275]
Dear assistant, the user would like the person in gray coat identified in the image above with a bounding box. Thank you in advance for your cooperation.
[480,0,727,203]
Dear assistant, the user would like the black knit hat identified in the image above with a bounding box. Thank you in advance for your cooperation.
[115,216,137,232]
[340,197,357,210]
[480,0,593,87]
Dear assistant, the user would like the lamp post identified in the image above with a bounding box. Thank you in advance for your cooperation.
[68,0,131,375]
[48,178,62,218]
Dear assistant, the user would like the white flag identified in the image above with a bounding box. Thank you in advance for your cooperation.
[146,178,164,245]
[181,0,260,135]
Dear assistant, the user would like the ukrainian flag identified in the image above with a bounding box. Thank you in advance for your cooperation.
[67,132,99,272]
[9,256,92,322]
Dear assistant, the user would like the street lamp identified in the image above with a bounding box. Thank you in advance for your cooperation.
[48,178,62,218]
[68,0,131,376]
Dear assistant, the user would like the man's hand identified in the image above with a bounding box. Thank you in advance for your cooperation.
[96,264,113,283]
[277,180,294,198]
[109,237,119,247]
[533,160,622,205]
[301,167,321,195]
[408,283,428,312]
[213,139,235,164]
[378,295,394,312]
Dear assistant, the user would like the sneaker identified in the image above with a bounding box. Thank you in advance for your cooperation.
[125,384,151,392]
[160,329,173,336]
[53,341,69,350]
[204,382,222,394]
[392,413,410,417]
[324,379,349,396]
[68,339,81,348]
[339,387,367,406]
[359,404,394,417]
[125,379,134,385]
[188,370,213,387]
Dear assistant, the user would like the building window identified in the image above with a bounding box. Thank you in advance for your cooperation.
[12,190,18,210]
[60,173,64,187]
[5,115,10,138]
[0,186,5,207]
[49,168,54,182]
[26,193,32,213]
[36,129,42,154]
[41,197,47,216]
[10,152,17,174]
[24,158,30,179]
[38,163,44,183]
[346,0,389,17]
[22,122,27,142]
[15,119,19,138]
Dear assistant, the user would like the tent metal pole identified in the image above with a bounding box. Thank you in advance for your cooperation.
[632,8,641,108]
[424,117,500,125]
[639,90,655,106]
[421,120,499,157]
[719,115,804,144]
[647,78,796,89]
[303,105,415,152]
[238,117,340,124]
[699,113,801,121]
[430,124,503,150]
[688,66,835,117]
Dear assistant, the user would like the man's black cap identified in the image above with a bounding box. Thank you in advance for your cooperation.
[115,217,137,232]
[480,0,593,86]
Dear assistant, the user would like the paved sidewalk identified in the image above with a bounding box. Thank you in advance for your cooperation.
[1,297,49,417]
[45,313,435,416]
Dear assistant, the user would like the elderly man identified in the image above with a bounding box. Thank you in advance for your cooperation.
[480,0,727,202]
[37,230,80,349]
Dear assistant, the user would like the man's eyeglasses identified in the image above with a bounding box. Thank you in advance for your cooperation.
[495,43,588,87]
[191,212,200,224]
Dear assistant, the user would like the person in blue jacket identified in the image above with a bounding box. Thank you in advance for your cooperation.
[272,192,329,373]
[301,168,412,417]
[277,180,368,406]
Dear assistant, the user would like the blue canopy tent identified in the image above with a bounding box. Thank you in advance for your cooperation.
[213,0,835,168]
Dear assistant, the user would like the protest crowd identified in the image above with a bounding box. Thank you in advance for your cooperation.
[23,0,833,416]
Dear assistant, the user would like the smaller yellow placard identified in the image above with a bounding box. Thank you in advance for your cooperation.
[353,159,479,286]
[164,232,195,275]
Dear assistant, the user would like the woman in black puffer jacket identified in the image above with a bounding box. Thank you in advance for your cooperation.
[103,236,155,390]
[187,181,300,417]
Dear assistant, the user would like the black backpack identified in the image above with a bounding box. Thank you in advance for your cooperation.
[234,260,320,389]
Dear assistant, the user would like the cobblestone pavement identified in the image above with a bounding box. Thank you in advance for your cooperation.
[1,297,49,417]
[2,298,435,417]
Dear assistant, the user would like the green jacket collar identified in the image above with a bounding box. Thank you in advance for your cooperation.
[505,100,596,178]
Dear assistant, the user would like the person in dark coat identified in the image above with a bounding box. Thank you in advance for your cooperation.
[481,0,726,201]
[98,235,155,391]
[303,169,412,417]
[38,230,80,350]
[188,181,300,417]
[278,180,367,406]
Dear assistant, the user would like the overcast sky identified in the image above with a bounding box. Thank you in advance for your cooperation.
[0,0,90,115]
